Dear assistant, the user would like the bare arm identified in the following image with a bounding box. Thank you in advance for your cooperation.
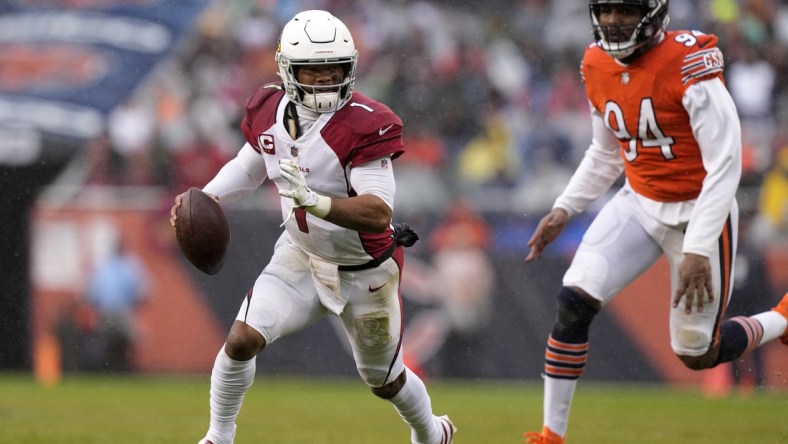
[323,193,392,233]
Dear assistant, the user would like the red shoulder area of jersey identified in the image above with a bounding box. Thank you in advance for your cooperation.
[241,84,285,147]
[245,83,286,111]
[323,92,405,166]
[333,92,402,136]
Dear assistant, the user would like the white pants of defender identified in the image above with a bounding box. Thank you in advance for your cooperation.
[563,187,738,356]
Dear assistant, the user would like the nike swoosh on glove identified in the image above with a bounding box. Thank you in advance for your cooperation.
[278,158,320,207]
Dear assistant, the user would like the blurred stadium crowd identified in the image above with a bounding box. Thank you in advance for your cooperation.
[82,0,788,249]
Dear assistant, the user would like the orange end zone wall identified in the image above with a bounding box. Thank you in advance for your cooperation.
[30,204,787,385]
[31,206,225,374]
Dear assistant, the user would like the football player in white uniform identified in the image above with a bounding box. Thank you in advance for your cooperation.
[171,10,455,444]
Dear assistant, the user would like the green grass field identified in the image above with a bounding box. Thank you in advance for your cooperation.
[1,373,786,443]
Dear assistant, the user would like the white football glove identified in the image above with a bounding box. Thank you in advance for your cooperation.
[278,159,331,220]
[279,159,318,206]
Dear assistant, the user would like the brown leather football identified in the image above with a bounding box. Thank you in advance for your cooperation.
[174,188,230,275]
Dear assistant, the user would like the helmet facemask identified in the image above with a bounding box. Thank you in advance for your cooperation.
[589,0,670,60]
[276,57,357,113]
[275,10,358,113]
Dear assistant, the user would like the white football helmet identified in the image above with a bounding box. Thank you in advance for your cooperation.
[275,10,358,113]
[589,0,669,60]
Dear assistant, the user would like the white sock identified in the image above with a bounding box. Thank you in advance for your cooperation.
[543,376,578,437]
[205,346,255,443]
[389,367,440,444]
[752,311,788,346]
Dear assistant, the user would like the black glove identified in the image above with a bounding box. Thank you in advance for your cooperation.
[392,223,419,247]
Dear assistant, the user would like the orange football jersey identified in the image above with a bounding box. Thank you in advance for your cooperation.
[581,31,725,202]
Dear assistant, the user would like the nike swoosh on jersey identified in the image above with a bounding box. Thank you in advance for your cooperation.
[379,124,394,136]
[368,283,386,292]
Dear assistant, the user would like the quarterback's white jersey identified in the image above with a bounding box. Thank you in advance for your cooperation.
[209,85,405,267]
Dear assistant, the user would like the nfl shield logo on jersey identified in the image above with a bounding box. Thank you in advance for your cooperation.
[621,72,630,85]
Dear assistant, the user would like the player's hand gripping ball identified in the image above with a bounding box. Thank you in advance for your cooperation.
[172,188,230,275]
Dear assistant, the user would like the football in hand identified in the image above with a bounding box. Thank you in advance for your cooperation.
[174,188,230,275]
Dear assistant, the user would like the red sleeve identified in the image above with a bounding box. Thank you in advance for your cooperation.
[240,85,285,152]
[322,92,406,167]
[349,126,405,166]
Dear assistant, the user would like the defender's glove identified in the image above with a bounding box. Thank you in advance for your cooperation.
[278,159,331,218]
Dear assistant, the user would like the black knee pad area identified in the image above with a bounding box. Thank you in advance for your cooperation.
[551,287,600,343]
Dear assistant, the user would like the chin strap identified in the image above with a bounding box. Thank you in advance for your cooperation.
[284,101,301,139]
